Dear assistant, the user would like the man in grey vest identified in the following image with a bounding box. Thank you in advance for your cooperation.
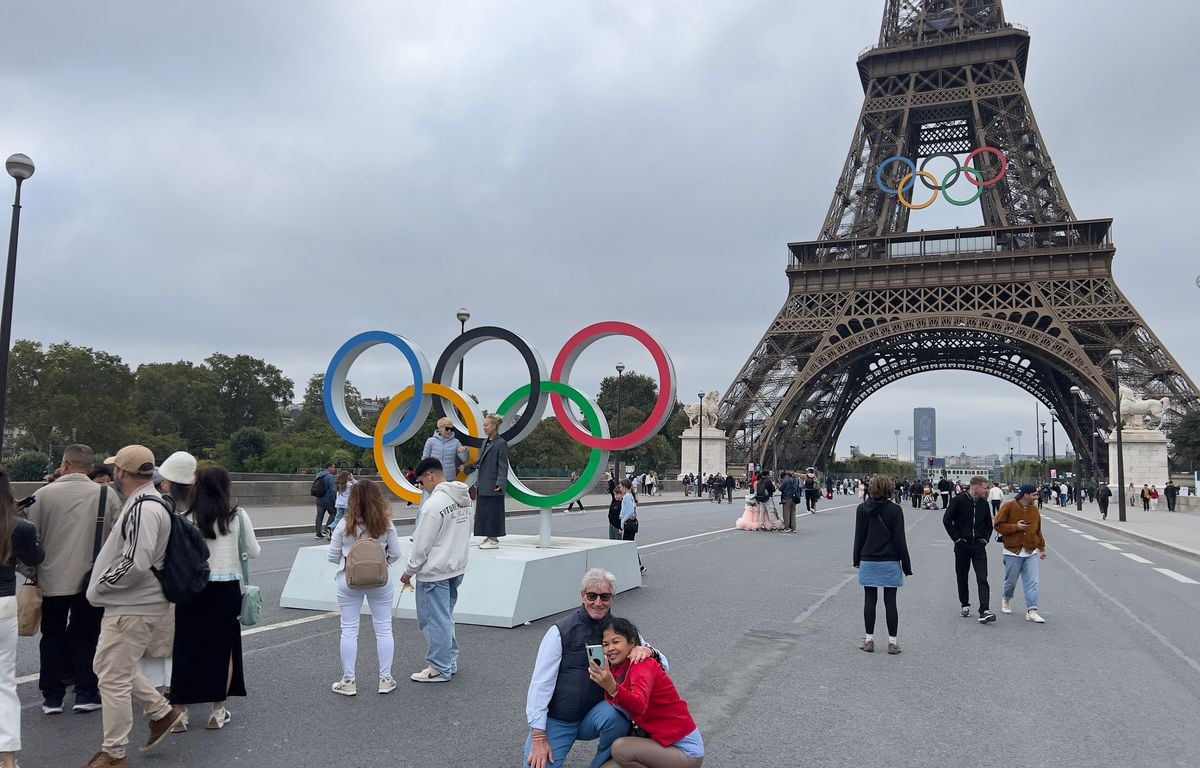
[523,568,666,768]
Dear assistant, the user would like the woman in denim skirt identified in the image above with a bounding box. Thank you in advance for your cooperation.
[852,475,913,655]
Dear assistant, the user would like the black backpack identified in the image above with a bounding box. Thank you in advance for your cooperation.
[143,496,211,604]
[755,482,771,502]
[309,474,327,497]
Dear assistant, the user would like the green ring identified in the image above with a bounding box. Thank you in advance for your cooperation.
[496,381,608,507]
[940,165,984,206]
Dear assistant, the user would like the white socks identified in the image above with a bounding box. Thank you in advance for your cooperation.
[864,634,874,642]
[888,636,898,644]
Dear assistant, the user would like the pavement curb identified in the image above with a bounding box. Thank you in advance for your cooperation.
[1045,504,1200,563]
[253,494,698,538]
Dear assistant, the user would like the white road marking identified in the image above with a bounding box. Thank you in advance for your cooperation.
[637,528,738,549]
[1154,568,1200,585]
[1098,542,1122,551]
[1080,534,1099,541]
[1121,553,1154,564]
[1067,528,1083,533]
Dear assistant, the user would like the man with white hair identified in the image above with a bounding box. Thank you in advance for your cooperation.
[523,569,666,768]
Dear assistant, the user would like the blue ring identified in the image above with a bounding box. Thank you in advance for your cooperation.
[875,156,916,195]
[324,331,427,448]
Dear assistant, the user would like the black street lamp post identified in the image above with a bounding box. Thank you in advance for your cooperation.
[1070,386,1083,510]
[455,308,469,390]
[697,392,704,489]
[1109,349,1127,522]
[615,363,625,479]
[0,153,34,461]
[1049,408,1058,483]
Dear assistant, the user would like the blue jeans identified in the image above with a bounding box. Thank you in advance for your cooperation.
[414,575,463,677]
[1002,553,1040,611]
[522,701,631,768]
[330,507,347,532]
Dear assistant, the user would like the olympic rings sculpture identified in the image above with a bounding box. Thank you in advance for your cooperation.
[323,321,676,507]
[874,147,1008,210]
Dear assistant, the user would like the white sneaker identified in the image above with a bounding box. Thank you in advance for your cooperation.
[410,666,450,683]
[478,538,499,550]
[1026,609,1045,624]
[1001,598,1012,614]
[331,679,357,696]
[378,676,397,694]
[206,708,231,729]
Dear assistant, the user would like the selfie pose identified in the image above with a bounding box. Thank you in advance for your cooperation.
[587,618,704,768]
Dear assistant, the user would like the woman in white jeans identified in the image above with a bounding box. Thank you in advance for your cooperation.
[0,467,46,768]
[327,480,401,695]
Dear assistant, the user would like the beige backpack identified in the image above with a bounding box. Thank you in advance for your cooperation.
[344,533,389,589]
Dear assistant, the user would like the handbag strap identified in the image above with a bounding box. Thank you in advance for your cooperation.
[236,508,252,587]
[92,485,108,559]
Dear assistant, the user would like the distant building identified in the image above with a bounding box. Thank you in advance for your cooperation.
[913,408,936,468]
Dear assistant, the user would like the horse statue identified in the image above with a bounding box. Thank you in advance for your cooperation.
[1117,385,1170,430]
[684,390,721,430]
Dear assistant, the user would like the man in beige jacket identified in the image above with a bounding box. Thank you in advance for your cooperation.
[82,445,185,768]
[27,444,122,715]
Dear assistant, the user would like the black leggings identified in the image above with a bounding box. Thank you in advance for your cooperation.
[863,587,898,636]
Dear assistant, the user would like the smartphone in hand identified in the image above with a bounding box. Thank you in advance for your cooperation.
[586,644,605,668]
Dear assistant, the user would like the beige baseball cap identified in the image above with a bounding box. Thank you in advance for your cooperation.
[110,445,156,475]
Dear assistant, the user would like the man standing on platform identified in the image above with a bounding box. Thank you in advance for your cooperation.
[402,457,472,684]
[942,476,996,624]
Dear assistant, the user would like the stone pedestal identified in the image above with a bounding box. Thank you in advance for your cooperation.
[679,428,727,479]
[1107,429,1170,495]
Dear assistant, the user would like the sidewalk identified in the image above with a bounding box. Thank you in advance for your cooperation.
[1044,500,1200,562]
[247,488,701,537]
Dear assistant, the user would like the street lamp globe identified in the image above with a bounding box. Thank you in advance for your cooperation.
[5,154,34,181]
[456,307,470,325]
[1107,348,1123,362]
[615,363,624,375]
[1070,385,1081,397]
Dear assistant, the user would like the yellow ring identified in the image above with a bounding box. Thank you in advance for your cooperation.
[896,171,939,210]
[373,383,481,503]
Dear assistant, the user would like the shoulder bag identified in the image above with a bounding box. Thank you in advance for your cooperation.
[237,509,262,626]
[78,485,108,592]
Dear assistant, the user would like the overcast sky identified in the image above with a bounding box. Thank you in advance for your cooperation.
[2,1,1196,463]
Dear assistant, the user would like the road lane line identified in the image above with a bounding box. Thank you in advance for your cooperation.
[638,528,738,549]
[1154,568,1200,585]
[1121,553,1154,564]
[1067,528,1083,533]
[1098,542,1122,550]
[1080,534,1099,541]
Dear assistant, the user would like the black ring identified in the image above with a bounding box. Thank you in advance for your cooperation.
[431,326,545,449]
[918,153,961,190]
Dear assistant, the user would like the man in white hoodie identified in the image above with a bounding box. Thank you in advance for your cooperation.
[401,457,473,683]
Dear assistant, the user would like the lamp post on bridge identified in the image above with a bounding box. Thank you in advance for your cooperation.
[697,392,705,490]
[1049,408,1058,484]
[0,153,34,461]
[455,308,470,390]
[1108,348,1127,522]
[1070,386,1083,510]
[615,362,625,480]
[1040,421,1047,488]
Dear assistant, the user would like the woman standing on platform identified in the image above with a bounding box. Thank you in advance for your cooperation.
[471,413,509,550]
[171,466,259,730]
[852,475,912,655]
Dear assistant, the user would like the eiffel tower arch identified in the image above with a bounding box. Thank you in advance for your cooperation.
[720,0,1200,473]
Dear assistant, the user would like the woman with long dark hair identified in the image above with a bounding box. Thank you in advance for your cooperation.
[852,475,913,655]
[617,478,645,574]
[170,466,259,729]
[0,466,45,768]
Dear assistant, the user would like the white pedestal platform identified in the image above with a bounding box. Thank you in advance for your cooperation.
[679,428,728,479]
[280,535,641,628]
[1107,429,1171,491]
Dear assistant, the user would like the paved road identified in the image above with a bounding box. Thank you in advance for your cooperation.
[20,495,1200,767]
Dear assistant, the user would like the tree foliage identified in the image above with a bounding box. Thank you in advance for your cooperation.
[1169,412,1200,470]
[206,353,294,436]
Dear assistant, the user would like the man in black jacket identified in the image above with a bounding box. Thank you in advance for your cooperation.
[937,476,952,509]
[943,476,996,624]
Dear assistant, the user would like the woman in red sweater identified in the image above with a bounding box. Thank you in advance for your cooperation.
[587,618,704,767]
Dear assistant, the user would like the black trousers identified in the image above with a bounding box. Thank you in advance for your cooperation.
[39,591,104,698]
[954,542,990,613]
[1098,500,1109,517]
[1167,496,1177,511]
[314,498,335,535]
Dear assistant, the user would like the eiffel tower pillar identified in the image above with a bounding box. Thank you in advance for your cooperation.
[719,0,1199,473]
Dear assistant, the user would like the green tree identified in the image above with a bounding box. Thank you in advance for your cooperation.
[596,372,659,436]
[206,353,294,435]
[8,451,51,482]
[510,417,590,472]
[229,427,270,471]
[301,373,363,418]
[1170,412,1200,470]
[132,361,223,452]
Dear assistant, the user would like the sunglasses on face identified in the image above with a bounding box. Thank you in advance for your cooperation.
[583,592,613,603]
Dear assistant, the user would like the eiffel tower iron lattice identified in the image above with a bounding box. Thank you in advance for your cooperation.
[719,0,1199,474]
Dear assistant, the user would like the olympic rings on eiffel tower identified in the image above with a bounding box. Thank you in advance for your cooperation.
[322,322,676,506]
[875,147,1008,209]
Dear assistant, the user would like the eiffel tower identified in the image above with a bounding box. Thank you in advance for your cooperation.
[719,0,1199,474]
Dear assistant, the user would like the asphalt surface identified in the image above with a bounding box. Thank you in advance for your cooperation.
[19,494,1200,767]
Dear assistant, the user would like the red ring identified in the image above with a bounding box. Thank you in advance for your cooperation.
[550,321,675,451]
[963,146,1008,187]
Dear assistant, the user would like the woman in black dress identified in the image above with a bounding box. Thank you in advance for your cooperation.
[170,467,259,729]
[0,467,44,768]
[472,413,510,550]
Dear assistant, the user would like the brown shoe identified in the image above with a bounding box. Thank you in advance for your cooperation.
[82,751,128,768]
[858,639,874,653]
[887,642,902,655]
[142,705,186,751]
